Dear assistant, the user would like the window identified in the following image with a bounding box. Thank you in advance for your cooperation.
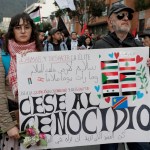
[139,19,145,32]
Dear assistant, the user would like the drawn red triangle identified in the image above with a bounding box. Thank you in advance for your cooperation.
[101,62,105,69]
[120,73,126,81]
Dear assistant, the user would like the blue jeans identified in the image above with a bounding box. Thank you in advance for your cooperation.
[100,143,150,150]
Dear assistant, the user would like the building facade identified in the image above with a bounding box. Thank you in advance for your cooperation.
[73,0,150,36]
[0,17,11,31]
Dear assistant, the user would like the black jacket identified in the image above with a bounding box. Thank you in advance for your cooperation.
[93,32,143,49]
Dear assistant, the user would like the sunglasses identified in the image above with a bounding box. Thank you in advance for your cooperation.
[116,13,133,20]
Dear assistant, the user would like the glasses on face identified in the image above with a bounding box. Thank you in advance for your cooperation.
[14,25,32,32]
[116,12,133,20]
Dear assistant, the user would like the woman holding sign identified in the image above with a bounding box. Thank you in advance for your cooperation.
[0,12,41,150]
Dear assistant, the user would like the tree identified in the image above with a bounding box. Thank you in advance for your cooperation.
[135,0,150,11]
[54,0,106,30]
[36,21,52,32]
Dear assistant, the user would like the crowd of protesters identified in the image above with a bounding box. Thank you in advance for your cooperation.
[37,27,150,52]
[0,2,150,150]
[39,28,102,51]
[1,20,149,53]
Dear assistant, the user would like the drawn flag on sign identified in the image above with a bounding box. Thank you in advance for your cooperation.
[112,96,128,109]
[101,60,118,70]
[119,58,136,71]
[121,83,136,95]
[103,84,119,97]
[120,72,136,82]
[102,72,119,84]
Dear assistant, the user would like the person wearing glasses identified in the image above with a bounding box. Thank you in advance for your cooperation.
[0,12,42,150]
[94,3,143,48]
[93,3,150,150]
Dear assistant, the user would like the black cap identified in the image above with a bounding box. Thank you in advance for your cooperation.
[139,29,150,38]
[108,3,134,17]
[49,28,62,35]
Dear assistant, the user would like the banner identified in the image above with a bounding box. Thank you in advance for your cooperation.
[67,0,76,11]
[55,0,69,10]
[55,0,76,10]
[17,47,150,149]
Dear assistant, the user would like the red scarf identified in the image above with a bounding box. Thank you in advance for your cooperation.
[8,40,37,97]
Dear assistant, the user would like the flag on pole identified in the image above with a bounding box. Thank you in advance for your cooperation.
[55,0,68,9]
[57,17,70,36]
[67,0,76,10]
[29,6,41,22]
[55,0,76,10]
[80,23,87,35]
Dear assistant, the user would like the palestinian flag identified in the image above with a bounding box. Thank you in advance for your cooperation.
[101,60,118,70]
[102,72,119,84]
[103,84,119,97]
[119,58,136,71]
[121,83,136,95]
[112,96,128,110]
[29,6,41,22]
[120,72,136,82]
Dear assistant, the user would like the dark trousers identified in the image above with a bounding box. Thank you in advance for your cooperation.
[100,143,150,150]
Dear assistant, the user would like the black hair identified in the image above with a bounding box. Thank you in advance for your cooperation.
[71,32,77,35]
[38,29,44,33]
[4,12,42,52]
[84,36,92,47]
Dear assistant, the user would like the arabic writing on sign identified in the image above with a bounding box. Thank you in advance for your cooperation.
[30,55,98,84]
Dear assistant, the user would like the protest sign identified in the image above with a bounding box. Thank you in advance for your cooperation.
[17,47,150,149]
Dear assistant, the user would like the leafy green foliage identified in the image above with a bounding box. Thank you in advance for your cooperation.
[54,0,106,29]
[136,65,149,94]
[40,139,47,146]
[36,21,52,32]
[135,0,150,11]
[133,95,136,101]
[88,0,106,17]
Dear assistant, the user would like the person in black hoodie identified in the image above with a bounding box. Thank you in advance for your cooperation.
[93,3,150,150]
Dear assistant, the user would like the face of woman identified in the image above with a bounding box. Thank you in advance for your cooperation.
[13,18,32,44]
[85,38,91,45]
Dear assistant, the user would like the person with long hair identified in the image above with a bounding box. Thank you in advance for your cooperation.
[83,36,93,49]
[0,12,42,150]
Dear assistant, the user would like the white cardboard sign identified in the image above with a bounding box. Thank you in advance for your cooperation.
[17,47,150,149]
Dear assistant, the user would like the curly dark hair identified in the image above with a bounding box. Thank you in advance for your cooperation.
[4,12,42,53]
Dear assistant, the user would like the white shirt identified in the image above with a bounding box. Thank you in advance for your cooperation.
[71,40,78,50]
